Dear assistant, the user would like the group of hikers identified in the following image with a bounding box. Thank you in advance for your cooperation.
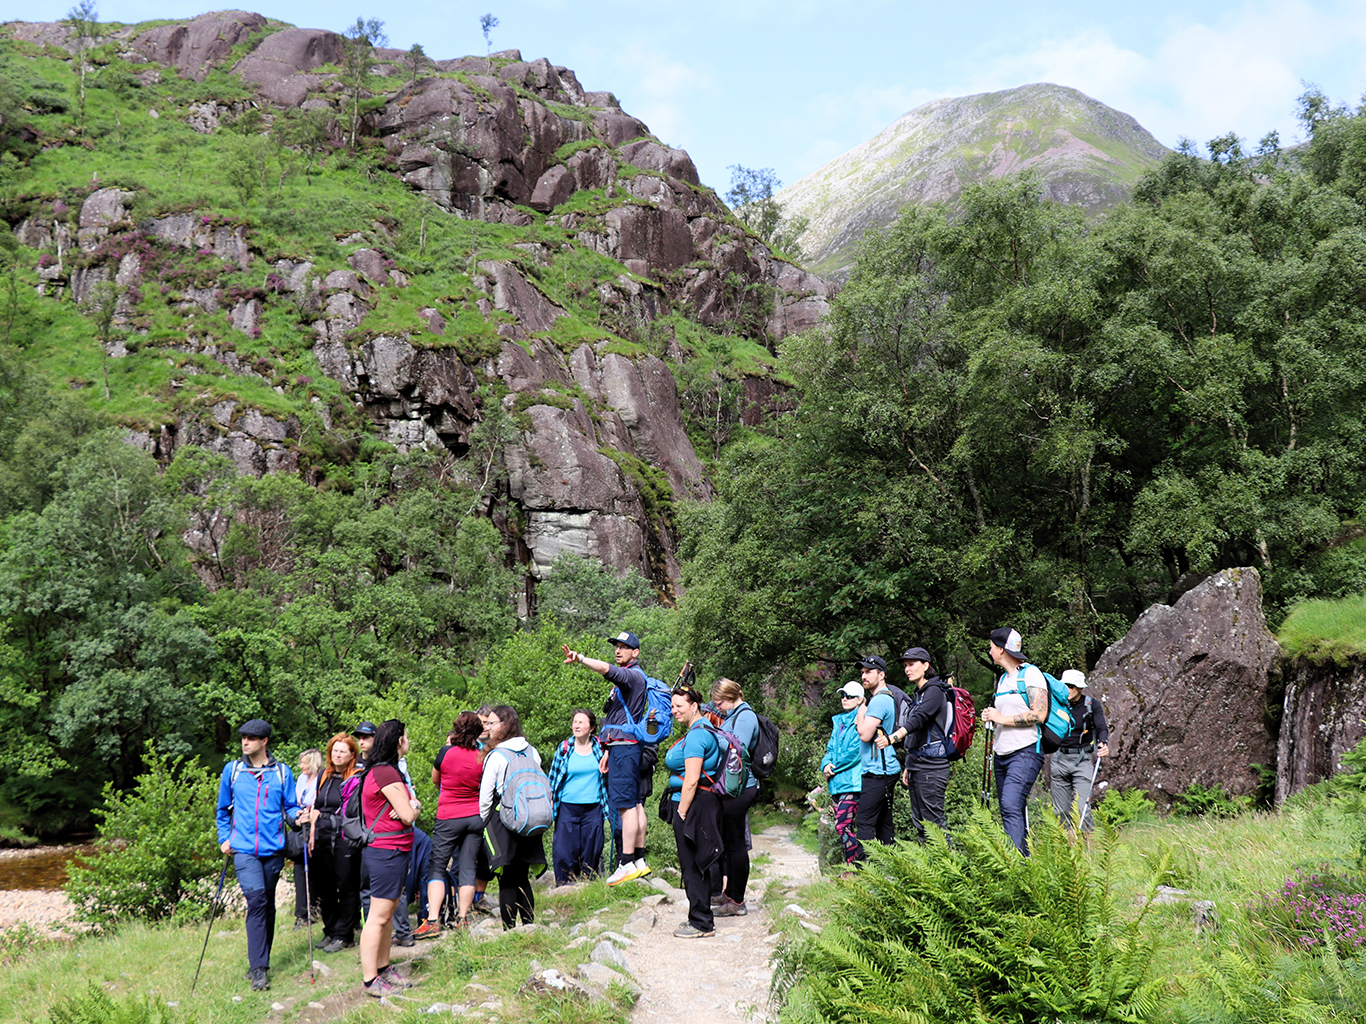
[214,624,1108,996]
[824,627,1109,865]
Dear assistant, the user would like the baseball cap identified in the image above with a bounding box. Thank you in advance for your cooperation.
[839,681,864,699]
[1060,669,1087,689]
[353,721,378,737]
[238,718,272,738]
[856,654,887,671]
[900,646,932,663]
[606,630,641,649]
[989,627,1027,662]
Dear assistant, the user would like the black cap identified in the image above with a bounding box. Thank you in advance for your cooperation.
[856,655,886,671]
[990,627,1027,662]
[238,718,272,738]
[354,721,378,737]
[900,647,932,663]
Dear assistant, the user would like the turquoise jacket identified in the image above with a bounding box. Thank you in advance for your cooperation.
[822,709,862,795]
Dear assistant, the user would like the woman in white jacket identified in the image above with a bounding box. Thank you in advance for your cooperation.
[479,705,547,929]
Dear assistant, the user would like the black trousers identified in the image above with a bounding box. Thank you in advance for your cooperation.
[905,762,951,843]
[674,789,721,931]
[310,835,361,942]
[857,772,899,848]
[713,784,759,903]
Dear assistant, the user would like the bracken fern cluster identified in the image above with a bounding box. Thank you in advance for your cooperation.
[773,807,1161,1024]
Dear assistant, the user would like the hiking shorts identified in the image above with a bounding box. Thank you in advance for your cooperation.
[606,742,642,811]
[362,846,409,902]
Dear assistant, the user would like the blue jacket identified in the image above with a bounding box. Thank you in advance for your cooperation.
[822,709,862,795]
[216,756,299,857]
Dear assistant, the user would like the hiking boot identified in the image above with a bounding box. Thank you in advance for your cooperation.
[672,923,715,938]
[604,863,634,886]
[293,916,309,930]
[412,919,443,941]
[469,895,495,915]
[364,975,402,999]
[709,893,726,907]
[393,935,415,947]
[248,967,270,991]
[713,897,748,917]
[320,937,352,954]
[379,965,413,988]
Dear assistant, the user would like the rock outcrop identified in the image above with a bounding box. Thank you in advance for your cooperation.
[1091,568,1281,809]
[1275,659,1366,804]
[6,11,831,597]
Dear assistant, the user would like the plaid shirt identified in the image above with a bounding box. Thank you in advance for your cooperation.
[547,734,607,819]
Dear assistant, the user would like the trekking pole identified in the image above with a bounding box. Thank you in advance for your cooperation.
[302,834,316,985]
[191,852,231,996]
[1078,755,1102,830]
[980,724,994,807]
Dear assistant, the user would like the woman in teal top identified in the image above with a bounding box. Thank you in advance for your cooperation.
[547,709,608,885]
[710,678,761,917]
[664,684,723,938]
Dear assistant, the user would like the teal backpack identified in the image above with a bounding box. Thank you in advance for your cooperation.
[1012,665,1075,754]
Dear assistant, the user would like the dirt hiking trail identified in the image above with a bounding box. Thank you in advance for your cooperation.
[623,824,821,1024]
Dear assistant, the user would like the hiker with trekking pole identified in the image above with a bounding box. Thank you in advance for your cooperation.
[214,718,301,993]
[1049,669,1109,835]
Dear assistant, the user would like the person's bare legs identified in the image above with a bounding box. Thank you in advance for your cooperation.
[423,879,445,925]
[360,897,396,982]
[457,883,475,919]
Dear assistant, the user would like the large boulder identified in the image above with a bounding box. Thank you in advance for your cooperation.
[231,28,343,106]
[1092,567,1281,809]
[1276,659,1366,803]
[130,11,267,80]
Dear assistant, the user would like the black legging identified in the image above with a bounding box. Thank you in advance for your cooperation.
[499,857,534,929]
[714,784,759,903]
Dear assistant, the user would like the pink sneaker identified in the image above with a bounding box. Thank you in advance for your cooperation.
[364,975,402,999]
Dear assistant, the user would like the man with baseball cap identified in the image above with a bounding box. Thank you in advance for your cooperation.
[854,654,900,849]
[564,629,651,884]
[216,718,299,991]
[894,647,953,844]
[821,682,865,865]
[1049,669,1110,833]
[980,627,1047,855]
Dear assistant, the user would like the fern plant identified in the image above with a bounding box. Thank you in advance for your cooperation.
[773,807,1162,1024]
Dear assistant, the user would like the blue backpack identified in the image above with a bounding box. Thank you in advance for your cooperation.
[1013,664,1076,754]
[614,672,673,744]
[496,746,554,837]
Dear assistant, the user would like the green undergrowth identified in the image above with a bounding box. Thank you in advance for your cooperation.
[1278,593,1366,664]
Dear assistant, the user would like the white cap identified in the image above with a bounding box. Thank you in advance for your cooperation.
[839,681,863,698]
[1060,669,1087,689]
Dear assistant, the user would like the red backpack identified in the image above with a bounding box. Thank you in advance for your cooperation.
[941,679,977,761]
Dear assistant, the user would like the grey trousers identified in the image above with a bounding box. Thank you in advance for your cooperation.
[1049,749,1098,831]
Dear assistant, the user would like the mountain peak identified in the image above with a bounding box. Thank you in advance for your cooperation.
[779,82,1170,277]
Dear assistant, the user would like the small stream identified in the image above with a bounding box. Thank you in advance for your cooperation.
[0,844,96,891]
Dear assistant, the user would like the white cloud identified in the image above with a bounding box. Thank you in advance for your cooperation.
[949,0,1366,151]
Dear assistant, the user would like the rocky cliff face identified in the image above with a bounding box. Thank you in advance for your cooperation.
[6,10,832,598]
[1091,567,1281,809]
[1276,659,1366,804]
[777,83,1169,278]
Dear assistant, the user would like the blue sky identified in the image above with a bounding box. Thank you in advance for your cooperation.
[16,0,1366,194]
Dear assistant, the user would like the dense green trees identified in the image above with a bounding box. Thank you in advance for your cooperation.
[682,107,1366,682]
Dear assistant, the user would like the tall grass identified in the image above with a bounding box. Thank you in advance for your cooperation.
[1278,594,1366,663]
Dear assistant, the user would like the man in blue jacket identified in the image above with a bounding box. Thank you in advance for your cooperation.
[216,718,299,992]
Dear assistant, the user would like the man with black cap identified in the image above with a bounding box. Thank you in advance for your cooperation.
[1050,669,1109,833]
[354,721,377,767]
[216,718,300,992]
[980,627,1048,855]
[854,654,900,849]
[564,629,651,884]
[893,647,953,844]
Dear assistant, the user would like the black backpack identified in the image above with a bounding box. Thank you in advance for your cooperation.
[750,712,780,781]
[877,684,912,772]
